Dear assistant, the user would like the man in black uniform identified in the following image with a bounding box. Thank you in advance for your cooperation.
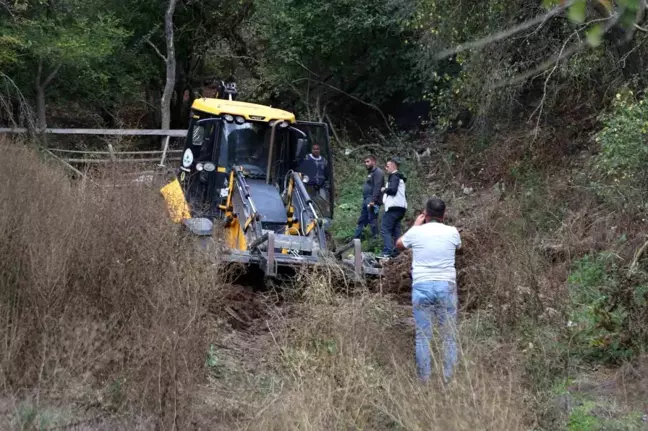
[297,143,328,188]
[297,143,331,216]
[353,155,384,240]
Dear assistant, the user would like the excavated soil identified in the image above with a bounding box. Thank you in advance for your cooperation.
[377,251,413,303]
[210,285,271,332]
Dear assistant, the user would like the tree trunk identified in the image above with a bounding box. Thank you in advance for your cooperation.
[171,74,187,129]
[35,59,46,131]
[160,0,177,149]
[36,85,46,131]
[34,59,61,144]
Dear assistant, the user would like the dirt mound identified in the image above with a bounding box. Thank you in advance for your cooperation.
[374,222,482,307]
[378,252,412,303]
[210,285,270,331]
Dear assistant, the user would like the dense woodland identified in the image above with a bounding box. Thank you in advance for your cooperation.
[3,0,648,429]
[1,0,645,134]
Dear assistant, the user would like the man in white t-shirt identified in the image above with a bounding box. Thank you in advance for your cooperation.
[396,197,461,383]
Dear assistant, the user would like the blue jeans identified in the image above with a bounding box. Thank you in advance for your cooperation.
[354,198,379,239]
[412,281,458,382]
[381,208,405,256]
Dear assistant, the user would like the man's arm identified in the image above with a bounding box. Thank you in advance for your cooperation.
[323,159,330,183]
[383,174,399,196]
[454,228,463,254]
[296,158,310,180]
[371,169,384,204]
[395,213,426,250]
[395,236,407,250]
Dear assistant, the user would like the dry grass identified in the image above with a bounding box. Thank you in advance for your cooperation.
[249,294,528,430]
[227,270,531,431]
[0,140,613,430]
[0,141,229,428]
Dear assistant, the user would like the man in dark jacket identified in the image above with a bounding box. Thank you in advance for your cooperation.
[297,143,328,188]
[380,158,407,258]
[354,155,384,240]
[298,143,331,217]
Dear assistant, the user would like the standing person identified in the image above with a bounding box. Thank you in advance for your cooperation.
[298,143,331,215]
[297,143,329,189]
[353,155,384,240]
[396,198,462,383]
[380,158,407,258]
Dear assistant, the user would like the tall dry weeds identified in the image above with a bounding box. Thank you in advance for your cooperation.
[244,273,530,430]
[0,142,227,428]
[0,141,570,430]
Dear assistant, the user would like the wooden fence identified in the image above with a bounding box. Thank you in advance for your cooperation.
[0,128,188,175]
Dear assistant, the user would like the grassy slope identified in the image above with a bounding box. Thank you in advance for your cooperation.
[1,125,648,430]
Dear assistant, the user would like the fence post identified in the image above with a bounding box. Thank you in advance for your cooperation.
[108,144,116,162]
[159,135,171,167]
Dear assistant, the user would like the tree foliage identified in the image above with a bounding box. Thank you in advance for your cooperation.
[1,0,648,132]
[249,0,422,121]
[1,0,128,126]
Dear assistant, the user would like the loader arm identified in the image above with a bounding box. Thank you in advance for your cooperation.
[288,171,327,250]
[233,166,263,238]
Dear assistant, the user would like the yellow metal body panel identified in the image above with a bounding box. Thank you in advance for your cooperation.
[191,97,295,123]
[221,169,247,251]
[191,98,296,123]
[160,179,191,223]
[225,217,247,250]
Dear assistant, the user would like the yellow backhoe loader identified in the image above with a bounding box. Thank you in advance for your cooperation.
[160,80,381,278]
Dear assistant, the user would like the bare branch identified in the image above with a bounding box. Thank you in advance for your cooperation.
[208,53,260,64]
[633,0,647,38]
[42,64,62,88]
[491,44,583,90]
[434,1,574,60]
[528,29,577,141]
[528,15,616,131]
[620,33,647,67]
[147,39,167,62]
[492,13,621,90]
[0,0,14,17]
[0,72,35,129]
[292,77,393,134]
[635,23,648,32]
[293,60,321,78]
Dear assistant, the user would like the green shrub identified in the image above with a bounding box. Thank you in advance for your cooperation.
[593,90,648,209]
[566,253,637,363]
[567,399,645,431]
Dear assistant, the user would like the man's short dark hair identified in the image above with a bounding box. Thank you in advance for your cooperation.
[365,155,376,162]
[426,198,446,218]
[387,158,400,169]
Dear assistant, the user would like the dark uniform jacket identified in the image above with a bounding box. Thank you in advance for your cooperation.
[362,166,385,205]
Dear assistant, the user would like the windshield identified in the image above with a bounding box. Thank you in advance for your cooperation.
[221,122,273,179]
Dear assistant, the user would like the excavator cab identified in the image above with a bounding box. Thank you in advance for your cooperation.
[160,87,378,278]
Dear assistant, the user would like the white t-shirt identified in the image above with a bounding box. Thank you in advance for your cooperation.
[401,221,461,284]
